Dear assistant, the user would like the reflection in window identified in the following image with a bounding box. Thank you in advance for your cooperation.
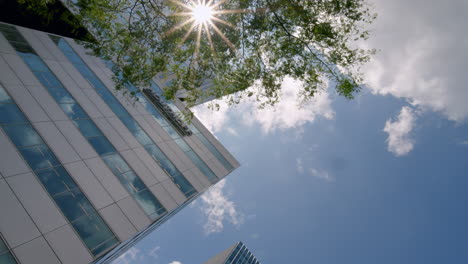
[51,35,197,198]
[0,77,118,256]
[2,26,168,225]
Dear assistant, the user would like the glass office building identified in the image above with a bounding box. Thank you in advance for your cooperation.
[0,21,239,264]
[204,242,261,264]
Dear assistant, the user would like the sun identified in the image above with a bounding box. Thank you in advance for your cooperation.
[167,0,247,53]
[192,3,213,24]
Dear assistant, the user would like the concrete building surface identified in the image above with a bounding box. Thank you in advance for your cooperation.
[204,242,261,264]
[0,21,239,264]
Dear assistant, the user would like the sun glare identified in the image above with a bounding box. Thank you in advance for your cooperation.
[192,4,213,24]
[167,0,248,53]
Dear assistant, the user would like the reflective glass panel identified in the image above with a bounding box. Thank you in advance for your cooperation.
[2,124,42,148]
[19,145,60,171]
[0,104,28,124]
[87,136,116,156]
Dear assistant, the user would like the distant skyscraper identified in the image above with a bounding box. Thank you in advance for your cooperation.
[204,242,261,264]
[0,20,239,264]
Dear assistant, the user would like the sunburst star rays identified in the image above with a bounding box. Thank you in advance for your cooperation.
[167,0,243,54]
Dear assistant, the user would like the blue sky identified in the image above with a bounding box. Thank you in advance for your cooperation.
[113,0,468,263]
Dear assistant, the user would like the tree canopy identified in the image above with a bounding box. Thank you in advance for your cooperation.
[22,0,376,109]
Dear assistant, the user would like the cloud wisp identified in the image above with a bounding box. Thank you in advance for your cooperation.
[113,248,141,264]
[308,168,334,182]
[198,179,244,235]
[383,106,416,156]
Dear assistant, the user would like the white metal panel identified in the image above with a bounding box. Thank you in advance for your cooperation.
[64,161,114,209]
[6,172,67,234]
[84,157,129,202]
[33,121,81,164]
[99,204,137,241]
[0,179,41,247]
[13,236,61,264]
[2,83,49,123]
[0,128,30,177]
[45,224,93,264]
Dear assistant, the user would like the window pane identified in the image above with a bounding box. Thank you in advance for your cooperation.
[174,138,191,152]
[133,130,152,146]
[34,71,63,89]
[54,189,95,221]
[144,144,167,161]
[2,124,43,148]
[73,119,102,138]
[88,136,115,156]
[0,88,12,104]
[20,54,48,72]
[72,213,117,256]
[134,189,166,220]
[0,252,17,264]
[101,153,130,175]
[19,145,60,170]
[60,103,88,120]
[0,104,28,124]
[0,239,7,254]
[121,171,146,192]
[36,166,78,196]
[119,116,140,132]
[47,88,74,104]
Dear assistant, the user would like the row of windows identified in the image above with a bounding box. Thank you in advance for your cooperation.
[0,235,17,264]
[0,82,117,257]
[120,77,219,183]
[1,26,168,223]
[50,36,197,198]
[149,82,235,171]
[226,242,260,264]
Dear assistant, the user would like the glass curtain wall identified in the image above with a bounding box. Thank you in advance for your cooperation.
[149,81,234,171]
[49,35,197,198]
[102,61,219,183]
[0,24,166,222]
[0,83,118,256]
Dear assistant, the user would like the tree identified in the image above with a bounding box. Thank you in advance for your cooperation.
[23,0,376,110]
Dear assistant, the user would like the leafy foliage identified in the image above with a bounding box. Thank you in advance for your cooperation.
[23,0,376,109]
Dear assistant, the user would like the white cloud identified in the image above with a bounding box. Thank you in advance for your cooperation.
[364,0,468,122]
[296,158,304,174]
[241,78,335,133]
[198,179,244,235]
[383,106,416,156]
[113,248,141,264]
[168,261,182,264]
[192,77,334,135]
[308,168,333,182]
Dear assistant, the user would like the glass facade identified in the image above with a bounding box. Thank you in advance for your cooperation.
[104,61,219,183]
[0,236,17,264]
[0,25,167,222]
[0,82,118,257]
[49,36,197,198]
[149,81,234,171]
[225,242,260,264]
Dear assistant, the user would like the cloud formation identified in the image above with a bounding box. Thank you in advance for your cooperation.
[193,77,334,135]
[198,179,244,235]
[296,158,304,174]
[113,248,141,264]
[168,261,182,264]
[308,168,334,182]
[365,0,468,122]
[383,106,416,156]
